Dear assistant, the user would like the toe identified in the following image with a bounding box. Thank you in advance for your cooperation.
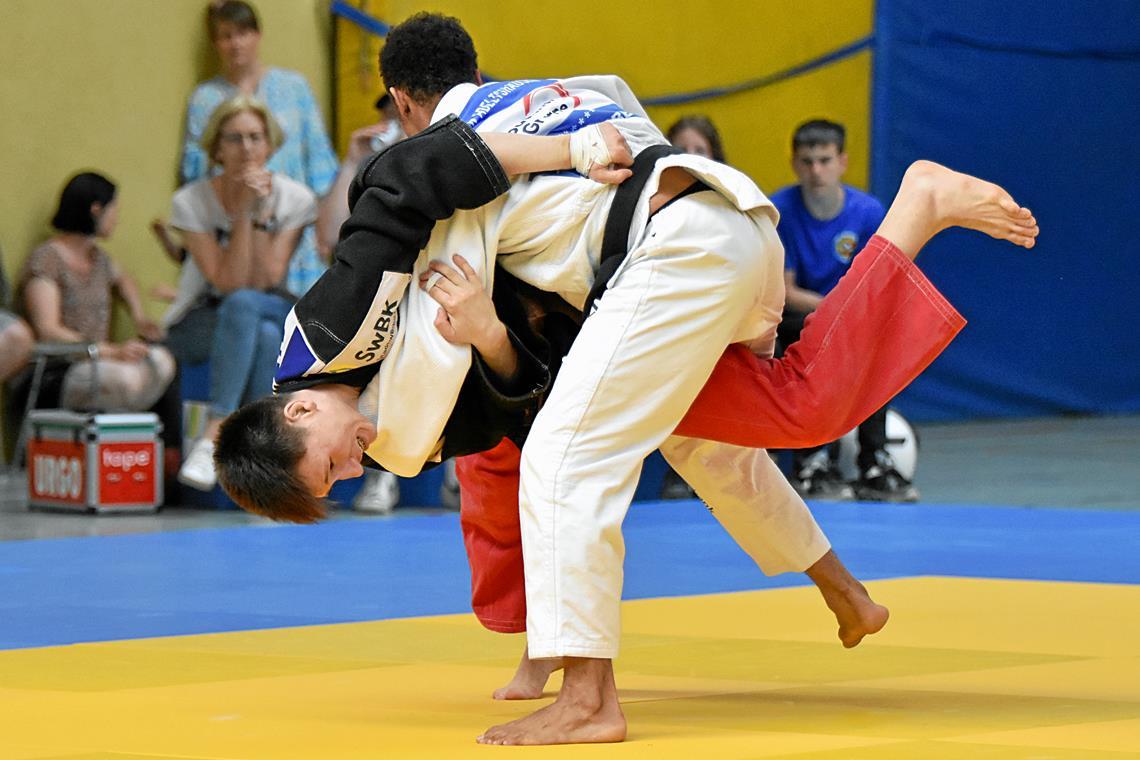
[997,195,1020,214]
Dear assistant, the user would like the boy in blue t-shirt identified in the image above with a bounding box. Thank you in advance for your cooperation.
[772,119,918,502]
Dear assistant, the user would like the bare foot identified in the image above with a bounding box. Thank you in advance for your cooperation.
[493,648,563,700]
[880,160,1040,257]
[477,658,626,746]
[805,549,890,648]
[822,578,890,648]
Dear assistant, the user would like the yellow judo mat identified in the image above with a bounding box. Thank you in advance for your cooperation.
[2,576,1138,759]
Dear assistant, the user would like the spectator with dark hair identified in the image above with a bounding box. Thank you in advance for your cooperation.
[17,171,177,427]
[174,0,338,298]
[667,114,726,163]
[165,95,317,491]
[772,119,916,502]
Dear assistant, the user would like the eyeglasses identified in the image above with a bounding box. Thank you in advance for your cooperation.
[220,131,267,146]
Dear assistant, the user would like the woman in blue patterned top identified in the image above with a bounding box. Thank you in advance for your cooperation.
[180,0,338,298]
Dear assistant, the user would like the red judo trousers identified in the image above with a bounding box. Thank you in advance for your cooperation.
[456,235,966,633]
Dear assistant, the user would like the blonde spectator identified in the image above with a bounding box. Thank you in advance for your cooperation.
[166,96,317,491]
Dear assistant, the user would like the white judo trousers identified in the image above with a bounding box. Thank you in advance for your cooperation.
[519,189,815,660]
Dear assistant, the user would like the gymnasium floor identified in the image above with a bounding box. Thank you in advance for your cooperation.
[1,415,1138,758]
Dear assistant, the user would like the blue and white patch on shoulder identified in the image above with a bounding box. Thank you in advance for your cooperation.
[275,311,322,388]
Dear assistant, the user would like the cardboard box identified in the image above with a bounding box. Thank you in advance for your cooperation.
[27,411,163,513]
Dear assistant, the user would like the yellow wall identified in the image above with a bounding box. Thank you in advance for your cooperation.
[0,0,873,326]
[0,0,333,325]
[335,0,873,192]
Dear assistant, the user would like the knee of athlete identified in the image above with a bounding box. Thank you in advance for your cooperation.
[215,393,327,524]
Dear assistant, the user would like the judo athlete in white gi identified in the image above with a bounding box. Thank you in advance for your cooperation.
[371,14,1037,745]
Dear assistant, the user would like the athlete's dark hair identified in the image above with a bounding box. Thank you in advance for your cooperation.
[667,115,727,164]
[379,12,478,103]
[215,394,326,524]
[51,172,116,235]
[792,119,846,154]
[207,0,260,39]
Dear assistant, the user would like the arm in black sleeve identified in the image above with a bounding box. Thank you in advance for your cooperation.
[276,115,511,392]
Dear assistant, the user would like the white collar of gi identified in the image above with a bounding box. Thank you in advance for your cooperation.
[431,82,481,124]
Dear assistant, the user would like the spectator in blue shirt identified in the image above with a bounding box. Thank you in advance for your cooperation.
[771,119,917,502]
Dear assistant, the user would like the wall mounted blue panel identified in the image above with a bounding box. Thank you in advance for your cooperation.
[872,0,1140,421]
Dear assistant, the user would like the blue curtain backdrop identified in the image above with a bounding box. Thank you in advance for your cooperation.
[871,0,1140,421]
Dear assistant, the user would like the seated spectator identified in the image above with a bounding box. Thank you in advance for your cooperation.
[316,93,403,258]
[667,114,727,163]
[165,95,317,490]
[0,310,33,386]
[0,250,34,388]
[771,118,917,502]
[17,172,176,415]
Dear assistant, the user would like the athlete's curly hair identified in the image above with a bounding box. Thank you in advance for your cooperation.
[215,394,326,524]
[379,12,479,103]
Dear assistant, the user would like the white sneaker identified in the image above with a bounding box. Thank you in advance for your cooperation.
[178,437,217,491]
[354,470,399,514]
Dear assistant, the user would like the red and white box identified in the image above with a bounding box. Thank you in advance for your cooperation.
[26,411,163,513]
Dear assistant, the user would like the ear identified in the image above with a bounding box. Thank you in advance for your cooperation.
[90,201,104,218]
[475,69,485,85]
[838,151,849,173]
[389,87,414,119]
[283,397,317,423]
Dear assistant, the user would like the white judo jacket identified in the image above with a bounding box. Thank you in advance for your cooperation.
[277,76,777,476]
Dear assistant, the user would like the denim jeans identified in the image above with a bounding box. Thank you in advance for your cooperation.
[208,289,293,418]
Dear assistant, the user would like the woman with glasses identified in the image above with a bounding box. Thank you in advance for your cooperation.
[164,95,317,490]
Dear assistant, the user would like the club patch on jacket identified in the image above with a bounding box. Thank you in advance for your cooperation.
[324,271,410,372]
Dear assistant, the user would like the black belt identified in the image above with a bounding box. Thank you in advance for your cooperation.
[583,144,682,316]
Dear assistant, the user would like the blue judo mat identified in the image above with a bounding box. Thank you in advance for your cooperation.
[1,500,1137,649]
